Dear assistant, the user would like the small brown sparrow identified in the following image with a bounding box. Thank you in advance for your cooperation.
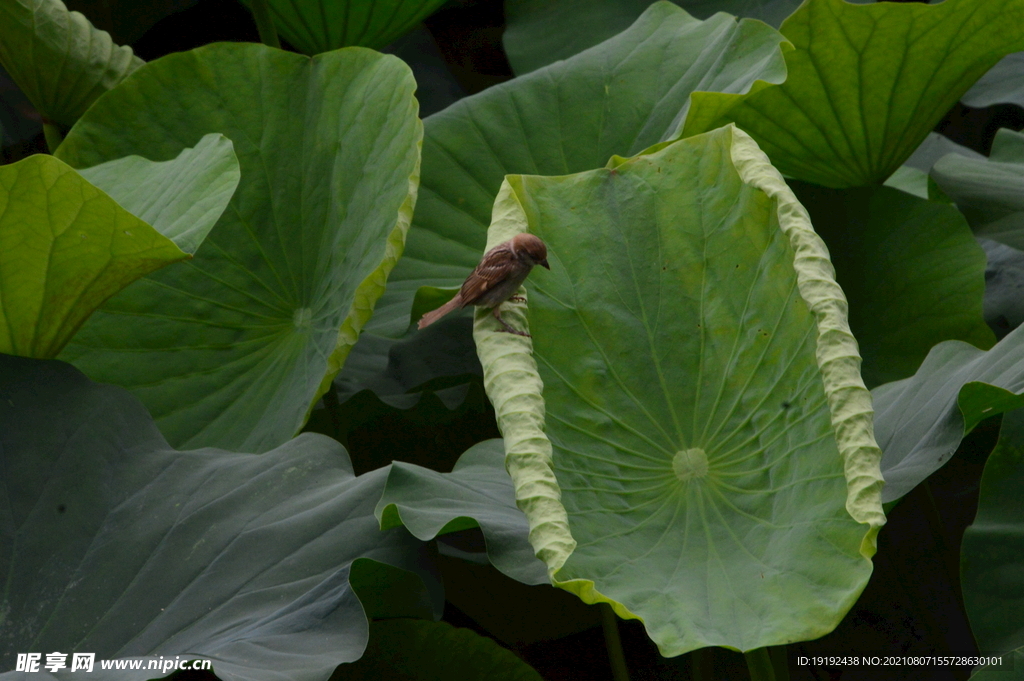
[417,233,550,336]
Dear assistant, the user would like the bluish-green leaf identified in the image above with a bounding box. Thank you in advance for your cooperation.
[0,354,440,681]
[377,439,548,585]
[963,51,1024,109]
[503,0,802,75]
[884,133,985,199]
[932,128,1024,251]
[872,322,1024,502]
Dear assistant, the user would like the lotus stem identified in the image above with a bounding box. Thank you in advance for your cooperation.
[43,122,63,153]
[744,648,776,681]
[690,648,714,681]
[769,646,790,680]
[248,0,280,49]
[600,603,630,681]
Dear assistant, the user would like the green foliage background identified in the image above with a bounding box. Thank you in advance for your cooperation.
[3,0,1024,679]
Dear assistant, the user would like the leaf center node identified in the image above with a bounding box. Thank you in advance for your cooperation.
[672,448,708,482]
[293,307,312,329]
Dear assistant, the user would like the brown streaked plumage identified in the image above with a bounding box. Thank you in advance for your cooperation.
[417,233,550,336]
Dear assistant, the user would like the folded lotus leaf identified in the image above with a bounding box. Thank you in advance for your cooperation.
[789,181,992,388]
[474,124,884,655]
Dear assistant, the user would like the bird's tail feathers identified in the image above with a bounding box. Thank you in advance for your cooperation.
[417,295,463,329]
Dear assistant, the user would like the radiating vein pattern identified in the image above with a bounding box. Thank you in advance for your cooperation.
[254,0,451,54]
[687,0,1024,187]
[494,126,873,654]
[55,44,421,452]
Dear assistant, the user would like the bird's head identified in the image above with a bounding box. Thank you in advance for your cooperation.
[512,233,550,269]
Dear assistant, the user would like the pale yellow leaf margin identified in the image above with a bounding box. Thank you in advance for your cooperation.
[474,124,886,609]
[304,128,424,423]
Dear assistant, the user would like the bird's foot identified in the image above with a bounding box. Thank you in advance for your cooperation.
[497,325,532,337]
[493,308,531,337]
[508,295,527,303]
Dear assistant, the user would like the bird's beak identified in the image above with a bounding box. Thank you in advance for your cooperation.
[540,258,550,269]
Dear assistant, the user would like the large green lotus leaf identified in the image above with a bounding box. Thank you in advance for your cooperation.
[503,0,801,75]
[375,1,787,336]
[0,0,143,129]
[79,132,239,255]
[684,0,1024,188]
[376,439,549,585]
[789,181,993,387]
[54,43,422,452]
[0,155,185,359]
[474,125,884,655]
[339,2,788,408]
[239,0,449,55]
[931,128,1024,251]
[963,51,1024,109]
[961,409,1024,680]
[0,353,440,681]
[340,619,543,681]
[872,322,1024,502]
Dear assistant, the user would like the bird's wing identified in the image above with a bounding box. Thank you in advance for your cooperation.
[460,245,516,305]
